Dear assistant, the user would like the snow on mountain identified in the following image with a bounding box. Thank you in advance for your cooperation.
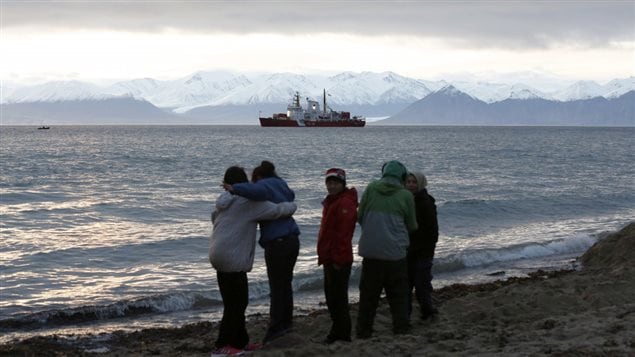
[417,79,448,92]
[221,73,322,104]
[550,80,606,101]
[326,71,431,105]
[451,81,509,103]
[602,77,634,98]
[451,81,549,102]
[4,80,119,103]
[506,84,548,100]
[176,71,431,112]
[2,72,632,113]
[107,78,163,99]
[0,81,18,103]
[144,71,253,109]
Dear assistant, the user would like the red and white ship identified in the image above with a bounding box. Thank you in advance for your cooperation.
[259,90,366,127]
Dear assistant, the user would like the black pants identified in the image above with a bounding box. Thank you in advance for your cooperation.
[408,256,434,318]
[263,235,300,342]
[323,262,352,342]
[216,271,249,349]
[356,257,410,338]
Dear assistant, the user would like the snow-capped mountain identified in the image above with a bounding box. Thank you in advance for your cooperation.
[450,82,550,102]
[550,80,606,101]
[324,71,431,105]
[4,80,120,103]
[383,85,634,126]
[1,71,431,112]
[603,77,635,98]
[108,78,163,99]
[3,71,632,110]
[1,71,633,125]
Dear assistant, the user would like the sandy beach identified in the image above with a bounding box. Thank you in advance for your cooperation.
[2,223,633,356]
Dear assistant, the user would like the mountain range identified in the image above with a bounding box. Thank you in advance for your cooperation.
[1,71,633,125]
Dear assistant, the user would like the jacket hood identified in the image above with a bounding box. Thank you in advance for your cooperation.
[215,191,237,211]
[408,171,427,192]
[382,160,407,183]
[375,179,405,195]
[341,187,358,203]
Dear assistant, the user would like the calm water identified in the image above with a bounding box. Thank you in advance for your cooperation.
[1,125,633,342]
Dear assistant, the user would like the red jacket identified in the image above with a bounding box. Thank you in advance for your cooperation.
[317,187,358,266]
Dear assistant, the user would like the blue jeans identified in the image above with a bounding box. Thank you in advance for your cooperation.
[263,235,299,342]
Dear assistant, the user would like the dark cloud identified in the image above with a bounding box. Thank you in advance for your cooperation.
[3,0,634,49]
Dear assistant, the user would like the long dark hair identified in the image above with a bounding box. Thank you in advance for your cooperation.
[257,160,277,179]
[223,166,248,185]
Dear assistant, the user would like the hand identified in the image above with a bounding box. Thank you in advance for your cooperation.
[222,183,233,191]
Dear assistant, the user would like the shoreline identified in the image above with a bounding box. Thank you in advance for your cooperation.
[2,223,633,356]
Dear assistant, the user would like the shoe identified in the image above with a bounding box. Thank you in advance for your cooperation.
[211,345,245,356]
[244,342,263,351]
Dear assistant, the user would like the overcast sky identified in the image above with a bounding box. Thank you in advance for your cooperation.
[1,0,634,87]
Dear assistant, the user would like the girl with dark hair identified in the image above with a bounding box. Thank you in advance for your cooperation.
[209,166,297,355]
[224,160,301,344]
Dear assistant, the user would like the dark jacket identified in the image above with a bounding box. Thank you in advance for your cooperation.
[408,188,438,259]
[317,187,358,266]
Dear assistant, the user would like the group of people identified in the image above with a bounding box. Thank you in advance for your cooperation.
[208,160,439,356]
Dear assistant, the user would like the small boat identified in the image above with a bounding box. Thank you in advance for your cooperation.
[37,126,50,130]
[259,89,365,127]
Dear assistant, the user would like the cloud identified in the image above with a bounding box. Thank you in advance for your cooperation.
[3,0,634,49]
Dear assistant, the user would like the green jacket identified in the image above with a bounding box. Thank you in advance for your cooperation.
[358,176,417,260]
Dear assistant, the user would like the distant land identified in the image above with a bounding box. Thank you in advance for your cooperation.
[1,71,633,126]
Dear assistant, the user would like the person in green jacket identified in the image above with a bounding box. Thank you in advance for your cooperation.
[356,160,418,339]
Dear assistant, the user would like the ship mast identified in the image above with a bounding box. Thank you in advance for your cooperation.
[323,88,327,116]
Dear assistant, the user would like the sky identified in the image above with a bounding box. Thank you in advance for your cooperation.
[1,0,634,88]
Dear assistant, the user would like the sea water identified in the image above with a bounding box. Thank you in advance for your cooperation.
[1,125,633,342]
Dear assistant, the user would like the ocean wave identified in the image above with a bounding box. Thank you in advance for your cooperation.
[439,195,633,219]
[0,292,221,331]
[0,191,70,204]
[434,234,598,273]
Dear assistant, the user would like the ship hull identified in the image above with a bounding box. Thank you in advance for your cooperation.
[259,118,365,127]
[304,119,365,127]
[259,118,300,127]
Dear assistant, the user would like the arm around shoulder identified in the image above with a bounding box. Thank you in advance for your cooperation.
[250,201,297,221]
[231,182,270,201]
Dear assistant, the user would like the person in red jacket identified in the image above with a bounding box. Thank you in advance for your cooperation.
[317,168,358,344]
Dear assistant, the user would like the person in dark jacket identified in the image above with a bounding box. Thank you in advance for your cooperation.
[224,160,301,343]
[405,171,439,320]
[317,168,358,344]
